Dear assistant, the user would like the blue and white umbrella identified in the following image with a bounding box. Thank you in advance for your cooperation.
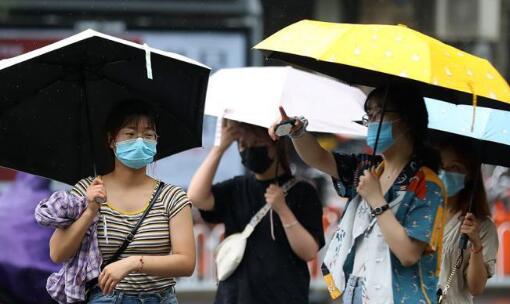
[426,97,510,167]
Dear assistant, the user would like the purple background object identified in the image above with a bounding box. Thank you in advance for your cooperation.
[0,172,58,303]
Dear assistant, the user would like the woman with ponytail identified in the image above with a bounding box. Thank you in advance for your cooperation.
[270,85,446,303]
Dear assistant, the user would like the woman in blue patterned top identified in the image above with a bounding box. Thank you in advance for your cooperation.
[270,85,446,304]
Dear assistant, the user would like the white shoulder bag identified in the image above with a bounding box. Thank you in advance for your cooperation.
[214,178,298,281]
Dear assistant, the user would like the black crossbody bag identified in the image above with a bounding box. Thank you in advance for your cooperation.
[85,182,165,292]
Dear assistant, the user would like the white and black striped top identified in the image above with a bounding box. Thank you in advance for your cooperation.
[71,177,191,293]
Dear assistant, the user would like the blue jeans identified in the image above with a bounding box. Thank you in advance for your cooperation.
[342,275,364,304]
[87,285,178,304]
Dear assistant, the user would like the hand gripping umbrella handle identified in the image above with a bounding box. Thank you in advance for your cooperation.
[459,233,469,250]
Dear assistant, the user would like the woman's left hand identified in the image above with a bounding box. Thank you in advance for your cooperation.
[357,167,385,208]
[265,184,288,214]
[460,213,482,248]
[99,256,137,294]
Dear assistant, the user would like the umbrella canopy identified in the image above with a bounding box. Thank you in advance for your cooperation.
[426,97,510,167]
[0,29,210,185]
[255,20,510,111]
[205,66,366,136]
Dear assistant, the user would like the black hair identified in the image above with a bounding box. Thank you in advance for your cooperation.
[365,84,441,172]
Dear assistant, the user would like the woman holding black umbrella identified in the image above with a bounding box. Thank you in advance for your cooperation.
[37,99,195,304]
[270,85,446,304]
[436,137,498,303]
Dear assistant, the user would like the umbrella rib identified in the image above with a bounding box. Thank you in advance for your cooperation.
[0,75,65,110]
[98,74,200,146]
[98,73,130,90]
[37,58,131,69]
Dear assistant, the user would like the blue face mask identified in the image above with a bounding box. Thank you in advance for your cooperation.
[366,121,395,154]
[115,138,157,169]
[438,170,466,197]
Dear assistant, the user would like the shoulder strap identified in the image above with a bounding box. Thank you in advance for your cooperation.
[103,181,165,267]
[241,178,298,238]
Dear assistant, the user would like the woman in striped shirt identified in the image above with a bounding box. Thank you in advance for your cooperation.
[48,99,195,303]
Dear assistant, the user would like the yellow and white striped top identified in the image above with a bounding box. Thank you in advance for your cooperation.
[71,177,191,293]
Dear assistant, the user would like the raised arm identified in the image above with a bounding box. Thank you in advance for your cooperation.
[188,119,239,210]
[269,107,338,178]
[49,177,105,263]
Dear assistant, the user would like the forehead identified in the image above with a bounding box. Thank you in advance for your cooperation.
[239,129,266,141]
[237,126,269,145]
[440,148,463,164]
[121,116,155,129]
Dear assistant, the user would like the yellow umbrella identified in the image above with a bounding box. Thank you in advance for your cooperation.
[255,20,510,111]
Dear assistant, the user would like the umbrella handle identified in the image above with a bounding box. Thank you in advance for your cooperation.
[274,119,297,137]
[459,233,469,250]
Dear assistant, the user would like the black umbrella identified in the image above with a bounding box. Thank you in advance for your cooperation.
[0,29,210,185]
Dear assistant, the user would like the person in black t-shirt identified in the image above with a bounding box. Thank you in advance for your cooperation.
[188,120,325,304]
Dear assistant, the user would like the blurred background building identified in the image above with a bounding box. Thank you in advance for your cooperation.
[0,1,509,303]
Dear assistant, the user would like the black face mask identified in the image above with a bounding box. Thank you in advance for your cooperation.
[239,146,273,174]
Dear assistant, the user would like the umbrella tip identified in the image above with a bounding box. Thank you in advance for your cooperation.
[79,28,100,36]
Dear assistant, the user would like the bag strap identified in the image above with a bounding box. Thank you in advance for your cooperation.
[241,178,299,238]
[103,181,165,267]
[437,251,464,303]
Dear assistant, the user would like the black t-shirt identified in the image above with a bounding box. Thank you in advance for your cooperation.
[200,174,325,304]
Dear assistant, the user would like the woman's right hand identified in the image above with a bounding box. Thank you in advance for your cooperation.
[460,212,482,248]
[268,106,303,141]
[218,119,240,152]
[86,177,106,214]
